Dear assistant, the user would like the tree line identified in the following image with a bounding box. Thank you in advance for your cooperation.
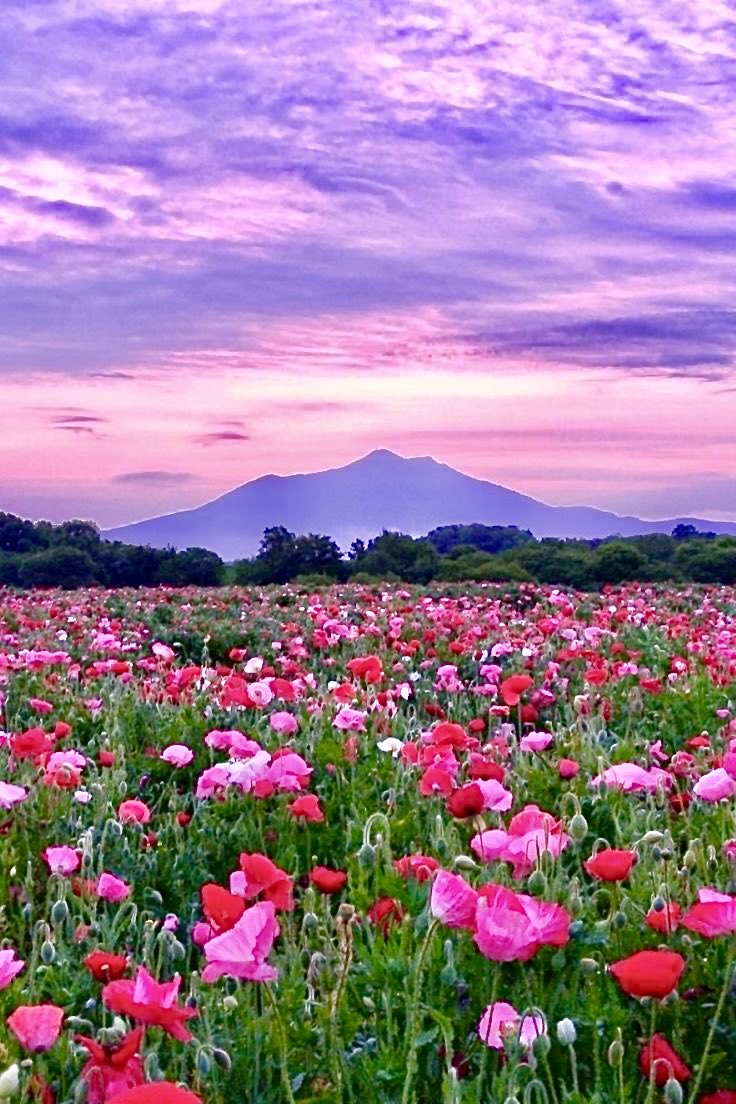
[0,512,734,590]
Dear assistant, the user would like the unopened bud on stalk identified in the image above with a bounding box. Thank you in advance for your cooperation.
[556,1018,576,1046]
[222,995,238,1012]
[568,813,588,843]
[454,855,477,871]
[664,1078,683,1104]
[607,1032,624,1067]
[651,895,666,912]
[612,910,627,929]
[580,957,598,975]
[196,1050,211,1077]
[212,1048,231,1072]
[357,843,375,869]
[0,1064,19,1098]
[40,940,55,965]
[527,870,547,897]
[302,911,318,934]
[362,996,376,1013]
[532,1033,551,1058]
[51,899,69,924]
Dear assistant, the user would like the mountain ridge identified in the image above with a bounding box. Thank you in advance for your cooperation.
[103,449,736,559]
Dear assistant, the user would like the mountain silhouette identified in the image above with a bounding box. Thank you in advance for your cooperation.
[104,449,736,559]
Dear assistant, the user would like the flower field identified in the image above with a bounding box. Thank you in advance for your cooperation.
[0,581,735,1104]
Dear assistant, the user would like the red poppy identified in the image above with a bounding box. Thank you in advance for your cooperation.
[112,1086,203,1104]
[288,794,324,823]
[430,722,467,747]
[500,674,533,707]
[310,866,348,894]
[447,784,484,818]
[84,951,129,982]
[418,766,454,797]
[584,849,636,882]
[394,855,439,883]
[346,655,383,683]
[98,750,116,768]
[645,902,682,934]
[200,884,246,932]
[610,949,685,999]
[468,756,504,783]
[638,1034,691,1086]
[102,968,198,1043]
[558,758,580,779]
[76,1027,144,1104]
[238,853,295,911]
[368,897,404,936]
[11,728,55,760]
[699,1093,736,1104]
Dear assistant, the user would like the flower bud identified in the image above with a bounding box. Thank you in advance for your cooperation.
[664,1078,683,1104]
[527,870,547,897]
[40,940,56,965]
[51,899,69,925]
[0,1064,19,1099]
[212,1048,231,1072]
[607,1038,624,1067]
[556,1018,576,1045]
[362,996,376,1013]
[357,843,375,869]
[453,855,478,871]
[222,995,238,1012]
[302,911,318,934]
[532,1033,551,1058]
[196,1050,211,1077]
[580,957,599,975]
[568,813,588,843]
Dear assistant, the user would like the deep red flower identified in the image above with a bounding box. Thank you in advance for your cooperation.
[394,855,439,883]
[346,655,383,683]
[11,727,55,760]
[610,949,685,999]
[112,1086,202,1104]
[368,896,404,936]
[638,1034,691,1086]
[584,849,636,882]
[103,968,198,1043]
[645,902,682,934]
[238,853,294,911]
[699,1093,736,1104]
[418,766,454,797]
[200,884,246,932]
[310,866,348,894]
[84,951,129,982]
[500,674,533,707]
[76,1027,145,1104]
[447,784,484,818]
[468,755,505,783]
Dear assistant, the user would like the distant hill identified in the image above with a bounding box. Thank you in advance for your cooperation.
[104,449,736,559]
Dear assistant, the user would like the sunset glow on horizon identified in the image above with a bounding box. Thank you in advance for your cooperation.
[1,0,735,528]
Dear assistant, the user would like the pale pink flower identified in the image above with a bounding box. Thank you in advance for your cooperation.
[152,642,175,661]
[475,779,513,813]
[202,901,279,983]
[0,781,28,809]
[42,845,80,876]
[266,752,312,791]
[471,805,570,879]
[332,706,367,732]
[160,745,194,768]
[97,873,131,902]
[520,731,554,752]
[7,1004,64,1051]
[0,948,25,990]
[473,893,539,962]
[248,681,273,708]
[693,767,736,802]
[478,1001,547,1050]
[196,764,231,799]
[429,871,478,930]
[269,712,298,736]
[591,763,671,792]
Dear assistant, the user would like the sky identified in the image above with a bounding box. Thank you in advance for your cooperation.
[1,0,735,528]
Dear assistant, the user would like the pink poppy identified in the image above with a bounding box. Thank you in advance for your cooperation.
[7,1004,64,1052]
[682,888,736,937]
[118,800,152,825]
[471,804,570,879]
[160,745,194,768]
[42,845,80,876]
[429,871,478,930]
[202,901,279,983]
[0,781,28,809]
[269,712,298,735]
[693,768,736,803]
[478,1001,547,1050]
[591,763,671,793]
[0,948,25,990]
[520,731,554,752]
[97,873,131,902]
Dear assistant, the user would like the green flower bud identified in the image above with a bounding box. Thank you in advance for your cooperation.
[612,910,627,929]
[362,996,376,1013]
[454,855,477,871]
[51,899,69,925]
[580,957,599,975]
[196,1050,211,1077]
[222,995,238,1012]
[302,912,318,934]
[607,1038,624,1067]
[357,843,376,869]
[212,1048,231,1072]
[527,870,547,897]
[40,940,56,965]
[569,813,588,843]
[664,1078,683,1104]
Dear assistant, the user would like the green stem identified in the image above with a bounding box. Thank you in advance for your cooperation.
[263,983,297,1104]
[643,1002,658,1104]
[689,943,736,1101]
[401,918,440,1104]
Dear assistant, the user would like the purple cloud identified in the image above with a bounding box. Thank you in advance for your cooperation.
[194,431,251,446]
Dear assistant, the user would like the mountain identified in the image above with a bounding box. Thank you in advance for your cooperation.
[104,449,736,559]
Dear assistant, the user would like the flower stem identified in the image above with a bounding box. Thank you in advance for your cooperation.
[689,943,736,1101]
[263,982,297,1104]
[401,918,440,1104]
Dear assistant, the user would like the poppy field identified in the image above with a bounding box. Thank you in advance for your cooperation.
[0,580,735,1104]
